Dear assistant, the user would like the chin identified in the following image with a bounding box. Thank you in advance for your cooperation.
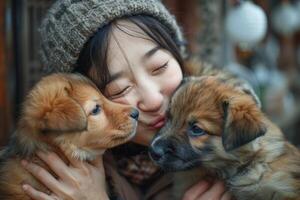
[135,128,157,142]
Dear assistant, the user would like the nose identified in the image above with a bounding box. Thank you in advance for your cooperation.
[149,139,174,162]
[130,108,139,120]
[137,82,163,112]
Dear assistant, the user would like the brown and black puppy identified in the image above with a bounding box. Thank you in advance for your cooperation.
[0,73,139,200]
[150,76,300,200]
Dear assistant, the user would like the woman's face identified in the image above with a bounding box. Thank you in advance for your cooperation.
[105,20,183,146]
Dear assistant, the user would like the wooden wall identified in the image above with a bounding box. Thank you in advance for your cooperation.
[164,0,200,53]
[0,0,12,146]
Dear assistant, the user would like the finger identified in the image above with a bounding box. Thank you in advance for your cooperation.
[22,184,54,200]
[21,160,64,196]
[198,180,226,200]
[91,157,105,177]
[36,151,75,182]
[182,180,210,200]
[221,191,233,200]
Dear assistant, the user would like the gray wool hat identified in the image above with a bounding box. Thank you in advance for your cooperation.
[39,0,186,73]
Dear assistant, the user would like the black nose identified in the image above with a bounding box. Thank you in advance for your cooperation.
[130,109,139,120]
[149,139,174,162]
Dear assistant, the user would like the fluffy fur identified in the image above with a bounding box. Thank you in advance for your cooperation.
[0,73,138,200]
[150,75,300,200]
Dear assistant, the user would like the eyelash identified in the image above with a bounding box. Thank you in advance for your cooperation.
[109,86,131,99]
[152,61,169,75]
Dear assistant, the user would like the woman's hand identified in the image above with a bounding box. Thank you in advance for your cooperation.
[182,179,232,200]
[21,151,109,200]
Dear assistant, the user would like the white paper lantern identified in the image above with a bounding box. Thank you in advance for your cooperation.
[271,2,300,36]
[225,1,267,49]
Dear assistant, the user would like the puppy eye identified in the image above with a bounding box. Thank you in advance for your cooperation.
[91,104,101,115]
[188,124,206,137]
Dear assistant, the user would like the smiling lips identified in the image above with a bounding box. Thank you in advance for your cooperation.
[148,116,166,129]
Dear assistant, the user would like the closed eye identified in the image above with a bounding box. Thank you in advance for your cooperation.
[152,61,169,75]
[109,86,132,99]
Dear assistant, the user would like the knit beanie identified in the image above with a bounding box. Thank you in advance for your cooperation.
[39,0,186,73]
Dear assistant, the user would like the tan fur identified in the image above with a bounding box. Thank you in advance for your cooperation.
[0,73,138,200]
[183,57,262,108]
[153,75,300,200]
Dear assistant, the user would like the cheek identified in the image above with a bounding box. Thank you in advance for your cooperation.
[161,61,183,96]
[88,114,109,131]
[190,135,210,149]
[109,96,132,107]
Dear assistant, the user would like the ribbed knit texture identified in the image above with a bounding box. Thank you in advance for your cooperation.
[39,0,185,73]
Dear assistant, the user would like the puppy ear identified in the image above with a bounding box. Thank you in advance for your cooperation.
[40,95,87,133]
[222,97,266,151]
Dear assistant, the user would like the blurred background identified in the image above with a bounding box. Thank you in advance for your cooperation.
[0,0,300,146]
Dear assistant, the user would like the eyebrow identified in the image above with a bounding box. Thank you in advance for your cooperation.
[143,46,161,60]
[107,71,123,84]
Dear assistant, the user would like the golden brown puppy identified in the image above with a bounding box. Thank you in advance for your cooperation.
[150,76,300,200]
[0,73,139,200]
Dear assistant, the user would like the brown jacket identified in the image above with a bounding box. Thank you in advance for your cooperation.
[104,152,174,200]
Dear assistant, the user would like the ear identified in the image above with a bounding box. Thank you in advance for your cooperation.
[238,82,262,108]
[40,95,87,133]
[221,98,266,151]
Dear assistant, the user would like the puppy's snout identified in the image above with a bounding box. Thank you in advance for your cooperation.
[130,109,139,120]
[149,139,174,162]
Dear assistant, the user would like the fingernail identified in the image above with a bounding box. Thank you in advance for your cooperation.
[21,160,28,167]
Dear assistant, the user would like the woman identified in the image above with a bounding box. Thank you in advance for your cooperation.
[21,0,234,199]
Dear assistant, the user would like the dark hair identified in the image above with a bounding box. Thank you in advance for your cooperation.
[74,15,185,91]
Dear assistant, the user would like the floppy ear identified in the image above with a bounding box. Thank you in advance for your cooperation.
[40,94,87,133]
[221,98,266,151]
